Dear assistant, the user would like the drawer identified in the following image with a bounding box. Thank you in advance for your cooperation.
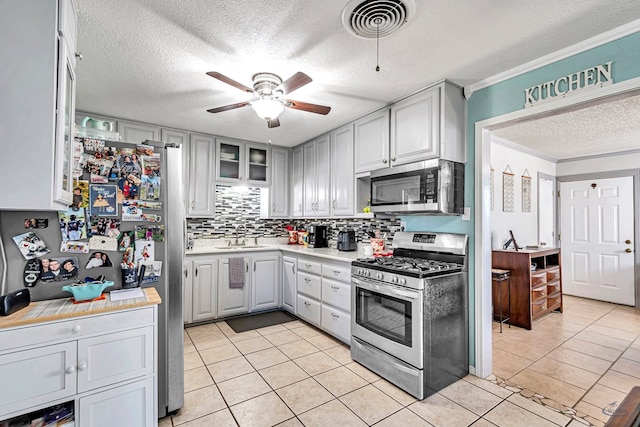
[298,272,321,300]
[531,285,547,301]
[297,295,321,326]
[532,298,547,316]
[546,267,560,283]
[0,307,155,353]
[321,278,351,312]
[531,271,547,287]
[321,264,351,283]
[321,305,351,344]
[298,259,322,275]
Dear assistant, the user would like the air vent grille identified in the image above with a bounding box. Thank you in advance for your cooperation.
[342,0,416,39]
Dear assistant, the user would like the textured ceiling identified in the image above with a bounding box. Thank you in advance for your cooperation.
[75,0,640,147]
[492,94,640,160]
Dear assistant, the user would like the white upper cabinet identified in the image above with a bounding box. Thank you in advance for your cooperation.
[161,128,189,146]
[117,120,161,144]
[216,138,270,186]
[330,124,355,216]
[291,146,304,218]
[0,0,78,210]
[303,135,331,217]
[268,146,290,218]
[354,109,390,174]
[187,134,215,217]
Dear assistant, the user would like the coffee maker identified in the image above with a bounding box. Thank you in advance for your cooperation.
[307,225,328,248]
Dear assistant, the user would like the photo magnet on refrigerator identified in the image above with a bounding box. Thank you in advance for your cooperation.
[23,259,41,287]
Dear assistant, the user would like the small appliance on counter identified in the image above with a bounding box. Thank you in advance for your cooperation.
[337,229,357,251]
[307,225,328,248]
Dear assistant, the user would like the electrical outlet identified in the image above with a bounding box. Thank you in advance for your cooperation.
[400,221,407,232]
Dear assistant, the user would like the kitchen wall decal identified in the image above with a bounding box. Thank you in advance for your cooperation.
[502,165,514,212]
[522,169,532,213]
[58,208,88,241]
[490,167,495,211]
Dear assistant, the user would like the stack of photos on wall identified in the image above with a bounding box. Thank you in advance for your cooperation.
[15,138,164,290]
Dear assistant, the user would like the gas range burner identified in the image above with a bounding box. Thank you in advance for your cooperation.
[353,256,463,278]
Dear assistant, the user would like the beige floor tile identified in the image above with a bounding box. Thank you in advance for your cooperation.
[574,401,611,424]
[199,343,242,365]
[545,347,613,375]
[584,416,606,427]
[276,377,334,415]
[408,393,478,426]
[506,394,571,426]
[483,400,557,427]
[191,334,232,351]
[566,306,609,320]
[216,321,235,334]
[305,333,342,350]
[274,418,304,427]
[172,385,227,425]
[463,375,513,399]
[184,336,197,354]
[259,360,309,389]
[184,366,214,392]
[282,320,306,329]
[264,330,304,346]
[580,384,627,411]
[573,330,632,351]
[509,369,586,407]
[339,384,403,425]
[184,351,204,371]
[314,366,368,397]
[226,330,262,343]
[372,378,418,406]
[585,324,638,342]
[293,351,340,375]
[470,419,498,426]
[256,324,289,336]
[158,416,172,427]
[611,357,640,378]
[230,391,294,427]
[374,408,434,426]
[528,357,600,390]
[278,339,320,359]
[558,314,596,327]
[297,399,367,427]
[492,348,533,375]
[493,339,550,361]
[344,361,382,383]
[598,370,640,394]
[217,371,272,406]
[291,324,323,339]
[561,338,622,362]
[206,356,255,383]
[244,346,289,370]
[622,347,640,362]
[595,314,640,335]
[323,344,353,365]
[492,366,517,380]
[439,379,503,416]
[233,336,274,355]
[187,323,222,338]
[178,408,238,427]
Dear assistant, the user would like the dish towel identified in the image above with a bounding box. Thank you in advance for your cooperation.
[229,257,245,289]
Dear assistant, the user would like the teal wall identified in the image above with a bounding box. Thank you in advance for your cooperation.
[405,30,640,368]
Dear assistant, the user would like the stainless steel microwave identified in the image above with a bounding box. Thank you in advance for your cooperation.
[369,159,464,215]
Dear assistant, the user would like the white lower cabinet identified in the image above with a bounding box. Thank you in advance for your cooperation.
[192,259,218,322]
[251,256,280,311]
[321,305,351,343]
[0,305,157,424]
[297,294,322,326]
[282,256,297,313]
[218,257,250,317]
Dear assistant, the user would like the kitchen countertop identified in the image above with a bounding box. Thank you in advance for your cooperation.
[186,239,363,262]
[0,287,161,330]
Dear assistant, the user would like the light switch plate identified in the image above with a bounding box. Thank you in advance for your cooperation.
[461,207,470,221]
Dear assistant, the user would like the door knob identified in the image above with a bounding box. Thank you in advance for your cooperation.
[625,248,633,253]
[626,240,632,244]
[382,159,388,163]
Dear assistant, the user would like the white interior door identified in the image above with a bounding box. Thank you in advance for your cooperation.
[538,176,555,247]
[560,176,635,305]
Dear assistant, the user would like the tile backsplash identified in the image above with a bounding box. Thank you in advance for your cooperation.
[186,185,401,244]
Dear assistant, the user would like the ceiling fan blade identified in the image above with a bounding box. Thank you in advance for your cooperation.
[206,71,255,93]
[284,100,331,115]
[206,101,250,113]
[267,117,281,128]
[275,72,312,95]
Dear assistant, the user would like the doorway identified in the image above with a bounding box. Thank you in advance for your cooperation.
[538,173,555,247]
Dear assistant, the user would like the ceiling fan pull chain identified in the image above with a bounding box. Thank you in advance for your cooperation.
[375,18,381,72]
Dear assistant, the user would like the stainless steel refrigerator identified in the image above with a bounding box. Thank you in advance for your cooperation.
[0,139,184,419]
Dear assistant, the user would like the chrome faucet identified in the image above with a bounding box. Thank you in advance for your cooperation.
[234,224,246,246]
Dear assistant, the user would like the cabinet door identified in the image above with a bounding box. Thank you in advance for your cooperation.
[354,109,390,173]
[59,0,78,62]
[192,259,217,321]
[330,124,354,216]
[269,147,290,217]
[246,142,270,185]
[0,342,76,417]
[291,146,304,218]
[302,141,317,216]
[78,377,155,427]
[252,256,280,311]
[77,326,154,393]
[218,257,250,317]
[390,86,440,166]
[161,128,189,146]
[314,134,331,217]
[118,120,161,144]
[282,256,297,314]
[216,138,245,183]
[183,261,193,324]
[187,134,215,217]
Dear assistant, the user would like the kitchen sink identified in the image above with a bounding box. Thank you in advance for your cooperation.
[212,245,269,250]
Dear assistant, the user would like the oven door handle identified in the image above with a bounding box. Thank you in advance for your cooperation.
[352,277,419,300]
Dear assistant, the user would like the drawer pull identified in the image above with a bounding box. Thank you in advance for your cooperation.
[305,263,312,268]
[331,285,339,290]
[331,313,339,319]
[305,278,311,283]
[333,270,340,275]
[66,366,76,374]
[78,362,88,371]
[71,325,82,333]
[304,301,310,307]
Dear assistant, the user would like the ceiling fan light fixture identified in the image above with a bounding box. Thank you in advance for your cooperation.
[251,97,285,120]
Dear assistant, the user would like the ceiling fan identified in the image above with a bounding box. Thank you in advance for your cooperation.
[206,71,331,128]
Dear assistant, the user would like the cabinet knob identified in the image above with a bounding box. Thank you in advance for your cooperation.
[75,52,83,60]
[71,325,81,333]
[78,362,88,371]
[382,159,388,163]
[272,203,275,212]
[191,201,195,208]
[239,176,242,180]
[66,366,76,374]
[391,157,396,162]
[332,200,336,209]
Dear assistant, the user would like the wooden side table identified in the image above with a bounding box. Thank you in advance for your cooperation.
[492,268,511,333]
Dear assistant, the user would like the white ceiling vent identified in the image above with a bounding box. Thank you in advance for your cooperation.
[342,0,416,39]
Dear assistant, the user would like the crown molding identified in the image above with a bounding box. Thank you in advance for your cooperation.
[556,147,640,163]
[464,19,640,99]
[490,134,558,163]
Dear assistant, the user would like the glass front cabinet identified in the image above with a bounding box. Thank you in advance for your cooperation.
[216,138,270,186]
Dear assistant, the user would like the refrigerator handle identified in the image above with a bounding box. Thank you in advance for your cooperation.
[245,262,248,273]
[0,228,6,296]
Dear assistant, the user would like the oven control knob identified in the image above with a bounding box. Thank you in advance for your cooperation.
[376,272,383,280]
[391,276,398,284]
[400,278,407,285]
[366,270,371,277]
[357,268,362,275]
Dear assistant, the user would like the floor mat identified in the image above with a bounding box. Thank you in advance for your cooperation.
[225,310,297,333]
